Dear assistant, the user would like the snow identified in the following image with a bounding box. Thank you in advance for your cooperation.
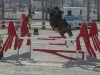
[0,21,100,75]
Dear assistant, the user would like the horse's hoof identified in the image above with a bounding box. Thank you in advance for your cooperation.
[71,41,74,44]
[65,45,68,48]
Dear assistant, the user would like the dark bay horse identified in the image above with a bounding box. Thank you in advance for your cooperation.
[49,8,73,38]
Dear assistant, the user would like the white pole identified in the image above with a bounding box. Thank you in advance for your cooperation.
[20,36,76,41]
[29,34,32,60]
[76,50,79,58]
[29,20,32,60]
[17,46,20,62]
[16,31,20,62]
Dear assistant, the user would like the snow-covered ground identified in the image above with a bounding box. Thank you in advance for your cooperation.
[0,21,100,75]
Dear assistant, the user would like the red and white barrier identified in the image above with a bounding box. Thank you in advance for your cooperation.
[2,20,99,62]
[18,35,85,60]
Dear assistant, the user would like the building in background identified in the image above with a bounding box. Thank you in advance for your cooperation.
[0,0,99,21]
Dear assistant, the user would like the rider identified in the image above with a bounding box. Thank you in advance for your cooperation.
[49,7,68,26]
[54,7,68,24]
[54,7,63,19]
[49,7,63,18]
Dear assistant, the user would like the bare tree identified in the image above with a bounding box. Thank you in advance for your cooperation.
[1,0,5,28]
[42,0,45,29]
[42,0,45,20]
[97,0,100,21]
[44,0,48,20]
[86,0,90,22]
[70,0,74,7]
[1,0,4,19]
[9,0,11,9]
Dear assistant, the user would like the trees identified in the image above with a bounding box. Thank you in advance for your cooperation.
[97,0,100,21]
[1,0,4,19]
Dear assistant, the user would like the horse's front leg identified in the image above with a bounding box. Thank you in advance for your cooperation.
[71,41,74,44]
[65,40,68,48]
[59,31,66,39]
[59,32,68,48]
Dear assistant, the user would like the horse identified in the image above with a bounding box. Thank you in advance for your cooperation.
[49,14,59,30]
[49,8,73,38]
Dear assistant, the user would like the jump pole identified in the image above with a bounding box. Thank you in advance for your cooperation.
[19,37,85,46]
[29,25,32,60]
[16,30,20,62]
[29,34,32,60]
[31,42,85,46]
[31,35,76,39]
[20,36,76,41]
